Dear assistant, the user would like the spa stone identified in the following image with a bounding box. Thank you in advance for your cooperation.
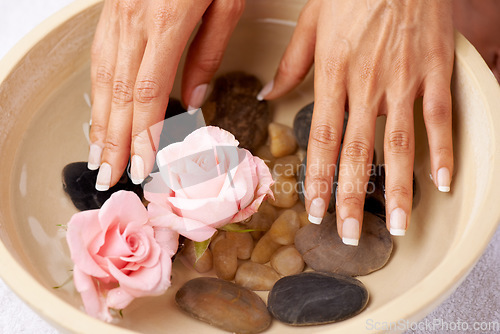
[294,211,393,276]
[176,277,271,334]
[267,272,369,326]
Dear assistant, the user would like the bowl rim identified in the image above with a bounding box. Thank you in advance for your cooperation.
[1,0,500,333]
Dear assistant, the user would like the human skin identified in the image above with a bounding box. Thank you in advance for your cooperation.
[89,0,454,246]
[259,0,454,245]
[88,0,245,190]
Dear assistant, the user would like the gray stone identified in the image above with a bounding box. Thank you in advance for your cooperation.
[267,272,369,326]
[294,211,393,276]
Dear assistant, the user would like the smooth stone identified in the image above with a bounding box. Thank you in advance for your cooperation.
[179,239,213,273]
[251,233,282,264]
[176,277,271,334]
[270,246,304,276]
[255,145,275,169]
[295,211,393,276]
[235,262,281,291]
[268,175,298,208]
[364,164,386,218]
[272,155,301,178]
[212,238,238,280]
[226,231,254,260]
[293,102,349,150]
[245,201,277,239]
[268,210,300,245]
[62,162,143,211]
[268,123,297,158]
[204,72,271,152]
[267,272,369,326]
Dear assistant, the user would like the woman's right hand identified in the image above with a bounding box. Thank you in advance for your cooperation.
[89,0,245,191]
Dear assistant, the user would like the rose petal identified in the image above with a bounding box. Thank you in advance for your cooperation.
[98,191,149,232]
[106,287,135,310]
[73,266,112,322]
[143,172,173,203]
[106,257,161,294]
[167,196,239,227]
[67,210,109,278]
[148,202,217,242]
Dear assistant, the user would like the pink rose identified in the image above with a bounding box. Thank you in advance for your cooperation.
[66,191,178,322]
[145,126,274,242]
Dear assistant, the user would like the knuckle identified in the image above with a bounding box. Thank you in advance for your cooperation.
[343,140,370,163]
[424,100,451,125]
[112,79,134,104]
[305,176,334,197]
[89,122,107,141]
[152,5,178,31]
[387,130,411,153]
[95,64,114,86]
[318,54,347,79]
[103,137,122,155]
[387,184,411,198]
[341,195,364,207]
[195,51,224,74]
[310,124,341,151]
[134,79,162,104]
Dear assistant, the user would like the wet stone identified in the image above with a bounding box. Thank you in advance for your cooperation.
[267,272,369,326]
[212,238,238,280]
[204,72,271,152]
[294,211,393,276]
[272,155,301,178]
[235,262,280,291]
[179,239,213,273]
[62,162,143,211]
[268,175,298,208]
[226,231,254,260]
[268,210,300,246]
[270,245,304,276]
[176,277,272,334]
[293,102,349,150]
[251,233,282,264]
[268,123,297,158]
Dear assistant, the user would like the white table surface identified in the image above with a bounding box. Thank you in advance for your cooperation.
[0,1,499,333]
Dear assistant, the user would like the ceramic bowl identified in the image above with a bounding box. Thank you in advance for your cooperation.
[1,1,499,333]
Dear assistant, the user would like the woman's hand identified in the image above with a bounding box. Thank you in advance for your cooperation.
[260,0,454,245]
[89,0,244,190]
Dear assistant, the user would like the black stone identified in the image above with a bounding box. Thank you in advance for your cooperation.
[293,102,348,150]
[203,72,271,152]
[62,162,143,211]
[164,98,186,119]
[267,272,369,326]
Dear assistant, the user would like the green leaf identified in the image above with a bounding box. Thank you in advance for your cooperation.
[194,239,211,263]
[219,223,259,233]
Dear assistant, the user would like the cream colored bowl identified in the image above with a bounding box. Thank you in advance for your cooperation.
[1,1,499,333]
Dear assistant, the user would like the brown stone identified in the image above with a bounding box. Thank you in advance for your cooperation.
[235,262,281,291]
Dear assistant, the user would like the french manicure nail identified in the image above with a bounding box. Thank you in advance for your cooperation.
[87,144,102,170]
[187,83,208,112]
[130,155,145,185]
[256,80,274,101]
[96,162,111,191]
[308,198,325,224]
[342,218,360,246]
[437,167,451,192]
[390,208,407,236]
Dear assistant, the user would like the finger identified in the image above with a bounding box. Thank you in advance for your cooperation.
[181,0,245,111]
[90,0,113,104]
[383,94,415,236]
[131,1,211,182]
[88,6,119,170]
[336,103,377,246]
[96,5,147,191]
[304,28,347,227]
[257,0,319,101]
[423,72,454,193]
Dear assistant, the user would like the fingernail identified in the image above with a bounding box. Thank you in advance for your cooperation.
[342,218,360,246]
[390,208,407,236]
[88,144,102,170]
[187,84,208,112]
[308,198,325,224]
[437,167,451,192]
[130,155,145,185]
[256,80,274,101]
[96,162,111,191]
